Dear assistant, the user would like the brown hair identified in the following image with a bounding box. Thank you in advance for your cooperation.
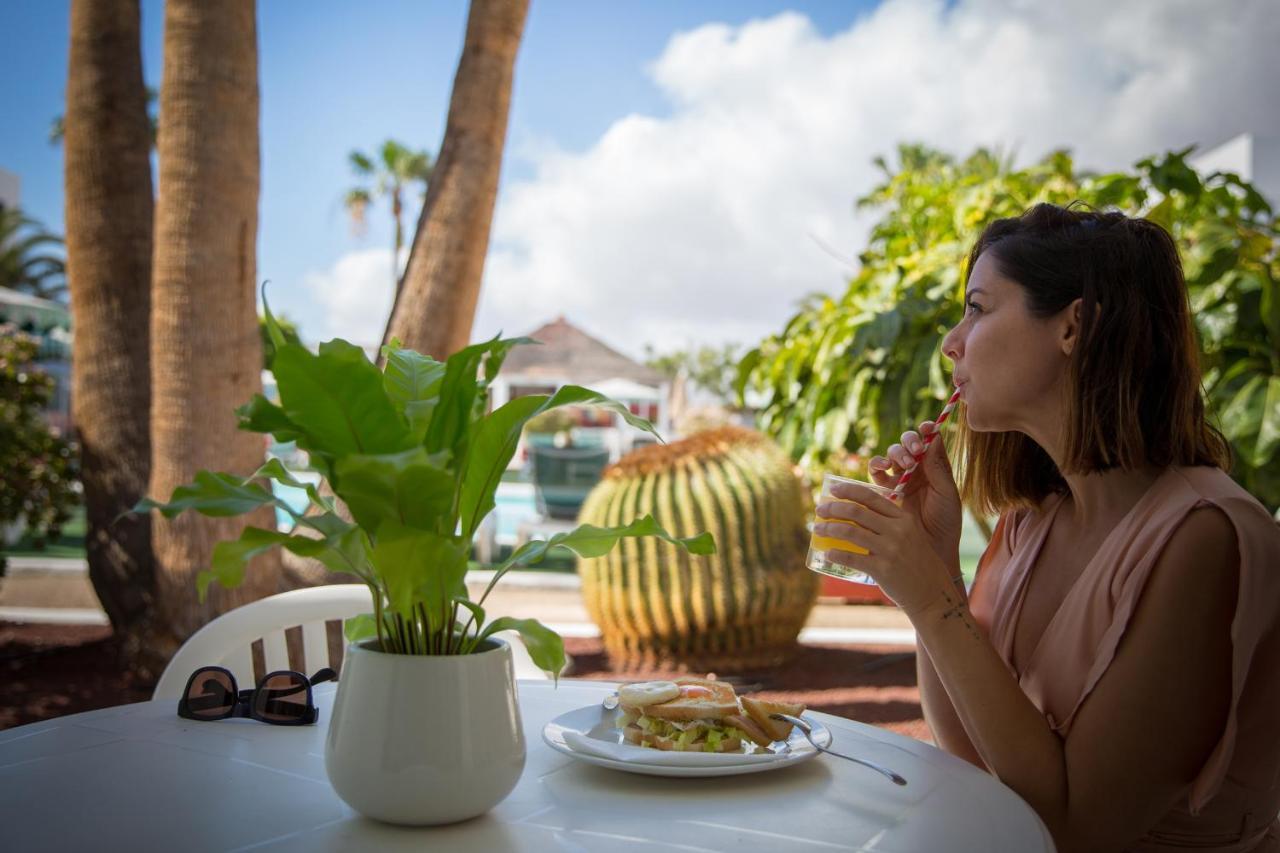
[954,202,1232,517]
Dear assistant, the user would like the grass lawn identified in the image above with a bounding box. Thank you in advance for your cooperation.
[4,506,86,559]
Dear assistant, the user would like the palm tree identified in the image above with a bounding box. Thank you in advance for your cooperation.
[149,0,280,655]
[63,0,159,675]
[344,140,432,296]
[383,0,529,360]
[51,86,158,148]
[0,208,67,301]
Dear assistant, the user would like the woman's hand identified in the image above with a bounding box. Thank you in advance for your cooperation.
[869,421,964,574]
[813,482,957,618]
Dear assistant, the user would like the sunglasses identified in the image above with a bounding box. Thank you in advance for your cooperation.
[178,665,337,725]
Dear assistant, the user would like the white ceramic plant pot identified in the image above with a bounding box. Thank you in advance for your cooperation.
[324,637,526,825]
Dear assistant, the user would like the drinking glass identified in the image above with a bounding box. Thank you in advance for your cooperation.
[806,473,895,585]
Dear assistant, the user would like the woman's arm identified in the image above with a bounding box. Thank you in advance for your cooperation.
[918,640,988,771]
[920,513,1011,771]
[917,577,989,770]
[915,507,1239,853]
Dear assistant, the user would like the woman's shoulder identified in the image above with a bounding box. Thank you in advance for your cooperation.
[1164,466,1279,539]
[1136,467,1280,587]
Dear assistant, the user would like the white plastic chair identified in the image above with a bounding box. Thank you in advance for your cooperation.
[152,584,552,700]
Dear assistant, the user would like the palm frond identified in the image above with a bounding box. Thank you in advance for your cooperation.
[349,150,375,175]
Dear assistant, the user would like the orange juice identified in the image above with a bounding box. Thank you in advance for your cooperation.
[809,510,871,556]
[806,474,895,584]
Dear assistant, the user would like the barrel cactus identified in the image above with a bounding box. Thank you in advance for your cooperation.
[577,426,818,672]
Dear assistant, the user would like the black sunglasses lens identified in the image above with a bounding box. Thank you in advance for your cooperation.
[185,669,236,719]
[254,673,310,722]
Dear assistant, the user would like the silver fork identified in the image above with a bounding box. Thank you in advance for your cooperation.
[772,713,908,786]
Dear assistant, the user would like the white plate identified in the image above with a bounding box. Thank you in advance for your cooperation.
[541,703,833,777]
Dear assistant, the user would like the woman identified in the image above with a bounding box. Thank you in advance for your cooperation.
[815,203,1280,852]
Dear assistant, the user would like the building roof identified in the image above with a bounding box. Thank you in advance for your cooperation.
[0,286,70,330]
[500,316,666,387]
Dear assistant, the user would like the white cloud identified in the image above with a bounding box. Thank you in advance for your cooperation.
[300,247,405,347]
[473,0,1280,360]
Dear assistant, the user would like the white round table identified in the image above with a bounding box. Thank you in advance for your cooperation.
[0,678,1053,852]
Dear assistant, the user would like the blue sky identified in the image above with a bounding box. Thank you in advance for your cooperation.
[1,0,876,345]
[3,1,1277,357]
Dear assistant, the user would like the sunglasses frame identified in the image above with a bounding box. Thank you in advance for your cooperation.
[177,665,336,726]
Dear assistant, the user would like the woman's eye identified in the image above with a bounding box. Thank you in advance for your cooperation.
[965,300,983,315]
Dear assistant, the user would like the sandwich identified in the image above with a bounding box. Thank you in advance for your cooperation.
[615,677,807,753]
[740,696,806,742]
[617,677,750,752]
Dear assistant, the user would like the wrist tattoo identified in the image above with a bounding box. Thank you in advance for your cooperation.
[935,590,983,641]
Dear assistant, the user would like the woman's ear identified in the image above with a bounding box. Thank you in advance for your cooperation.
[1060,297,1084,356]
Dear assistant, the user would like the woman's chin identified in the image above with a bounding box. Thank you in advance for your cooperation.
[964,411,1013,434]
[962,406,992,432]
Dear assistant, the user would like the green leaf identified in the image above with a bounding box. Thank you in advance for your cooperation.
[1148,149,1203,200]
[483,336,539,386]
[198,526,293,600]
[260,284,286,351]
[424,335,502,456]
[455,598,485,636]
[458,385,662,541]
[252,458,331,513]
[134,471,276,519]
[197,525,342,601]
[272,339,412,457]
[236,394,306,443]
[734,347,762,403]
[333,448,454,535]
[344,612,378,644]
[1251,377,1280,468]
[381,344,446,411]
[1220,374,1265,442]
[477,616,566,682]
[403,399,436,442]
[368,521,469,619]
[481,514,715,607]
[349,149,375,174]
[300,519,374,580]
[424,335,540,456]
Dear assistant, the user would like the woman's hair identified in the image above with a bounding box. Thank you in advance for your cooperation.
[954,202,1232,517]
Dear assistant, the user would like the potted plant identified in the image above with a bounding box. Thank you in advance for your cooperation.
[136,301,715,825]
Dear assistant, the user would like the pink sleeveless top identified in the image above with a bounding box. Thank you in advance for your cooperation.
[969,466,1280,852]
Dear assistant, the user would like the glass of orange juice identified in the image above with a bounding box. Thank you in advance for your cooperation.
[806,473,895,585]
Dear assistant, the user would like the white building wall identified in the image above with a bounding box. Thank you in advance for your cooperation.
[1190,133,1280,206]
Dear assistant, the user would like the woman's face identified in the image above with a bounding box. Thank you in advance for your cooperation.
[941,251,1075,434]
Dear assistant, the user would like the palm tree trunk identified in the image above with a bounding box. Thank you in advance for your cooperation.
[392,185,403,295]
[150,0,279,653]
[383,0,529,359]
[63,0,162,677]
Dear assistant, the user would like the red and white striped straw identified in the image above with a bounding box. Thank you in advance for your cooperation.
[889,388,963,502]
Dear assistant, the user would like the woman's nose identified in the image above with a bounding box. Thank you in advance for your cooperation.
[941,323,963,362]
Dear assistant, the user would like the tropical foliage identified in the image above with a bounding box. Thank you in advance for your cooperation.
[258,311,302,369]
[344,139,432,294]
[0,208,67,302]
[0,331,79,560]
[646,342,745,406]
[136,299,714,675]
[738,144,1280,516]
